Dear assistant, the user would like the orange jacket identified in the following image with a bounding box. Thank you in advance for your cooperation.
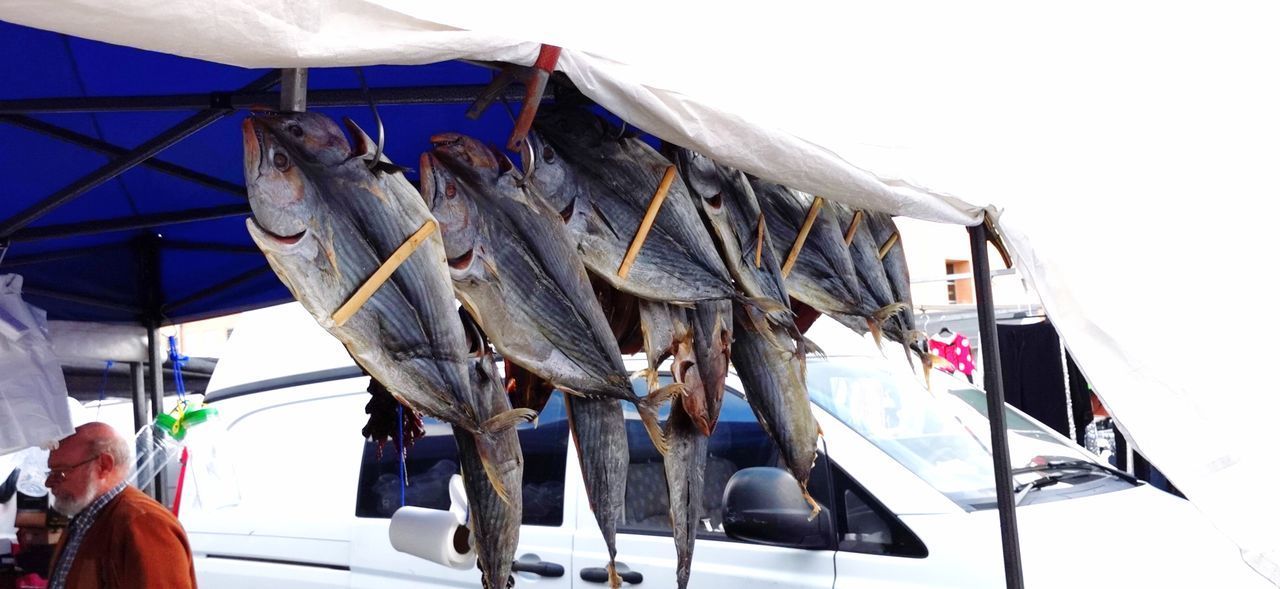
[49,486,197,588]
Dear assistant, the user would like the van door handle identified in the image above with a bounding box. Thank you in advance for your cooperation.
[511,560,564,577]
[580,567,643,584]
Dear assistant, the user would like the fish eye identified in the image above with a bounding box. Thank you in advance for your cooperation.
[272,152,290,171]
[445,182,457,199]
[542,145,555,163]
[288,125,305,138]
[706,192,724,210]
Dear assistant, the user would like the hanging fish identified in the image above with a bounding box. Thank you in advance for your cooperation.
[830,203,919,360]
[242,112,533,501]
[453,315,523,589]
[863,211,929,368]
[422,132,677,454]
[751,178,904,343]
[525,106,737,305]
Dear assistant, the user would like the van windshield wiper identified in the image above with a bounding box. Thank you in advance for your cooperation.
[1011,459,1138,506]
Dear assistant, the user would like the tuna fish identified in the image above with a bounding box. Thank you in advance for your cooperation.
[526,106,736,305]
[663,401,708,589]
[830,203,916,360]
[453,317,523,589]
[422,132,676,454]
[751,178,903,342]
[565,395,629,589]
[730,301,823,517]
[242,112,533,500]
[863,211,929,366]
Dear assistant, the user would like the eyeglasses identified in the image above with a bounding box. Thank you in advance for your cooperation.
[45,454,101,485]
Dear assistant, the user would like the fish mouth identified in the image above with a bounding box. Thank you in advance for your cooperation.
[248,218,307,246]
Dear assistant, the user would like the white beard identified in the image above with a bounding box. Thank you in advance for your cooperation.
[52,478,101,517]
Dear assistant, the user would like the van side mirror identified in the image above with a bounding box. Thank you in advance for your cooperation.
[722,467,833,549]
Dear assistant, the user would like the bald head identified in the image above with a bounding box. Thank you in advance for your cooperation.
[47,421,133,515]
[69,422,132,483]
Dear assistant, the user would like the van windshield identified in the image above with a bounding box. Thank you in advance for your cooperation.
[806,356,1096,509]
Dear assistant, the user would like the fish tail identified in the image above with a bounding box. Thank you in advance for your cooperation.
[873,302,909,324]
[474,435,513,507]
[865,316,885,347]
[638,383,683,455]
[608,560,622,589]
[802,486,823,521]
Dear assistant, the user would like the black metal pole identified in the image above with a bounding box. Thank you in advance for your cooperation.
[146,323,167,505]
[0,71,278,238]
[130,361,147,437]
[969,221,1024,589]
[5,204,250,244]
[0,84,529,114]
[0,115,247,198]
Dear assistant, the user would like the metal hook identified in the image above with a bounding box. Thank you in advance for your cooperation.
[615,121,628,141]
[355,67,386,170]
[515,138,536,189]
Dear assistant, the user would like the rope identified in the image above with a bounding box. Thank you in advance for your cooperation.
[167,335,188,402]
[95,360,114,419]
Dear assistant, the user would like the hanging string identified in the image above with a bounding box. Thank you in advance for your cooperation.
[94,360,114,419]
[167,336,188,403]
[397,403,407,507]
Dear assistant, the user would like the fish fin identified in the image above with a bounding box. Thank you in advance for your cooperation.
[802,487,823,521]
[343,117,401,170]
[477,441,513,507]
[481,408,537,433]
[587,199,620,240]
[873,302,909,324]
[865,317,884,348]
[639,383,684,455]
[803,336,826,359]
[608,561,622,589]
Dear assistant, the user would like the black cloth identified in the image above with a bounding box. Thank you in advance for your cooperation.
[996,321,1070,438]
[1065,353,1094,445]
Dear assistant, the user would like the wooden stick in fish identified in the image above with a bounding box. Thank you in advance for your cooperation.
[843,209,864,246]
[333,219,438,327]
[781,196,824,278]
[755,212,766,268]
[618,165,678,280]
[877,231,900,261]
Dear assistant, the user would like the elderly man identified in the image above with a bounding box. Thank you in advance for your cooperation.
[44,422,197,588]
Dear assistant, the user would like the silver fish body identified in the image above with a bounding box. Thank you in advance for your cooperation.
[527,107,736,304]
[453,348,523,589]
[242,112,477,430]
[424,134,673,455]
[663,402,708,589]
[729,302,822,516]
[750,178,876,331]
[566,395,629,588]
[830,204,911,343]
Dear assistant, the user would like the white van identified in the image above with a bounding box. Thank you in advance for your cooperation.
[175,305,1268,588]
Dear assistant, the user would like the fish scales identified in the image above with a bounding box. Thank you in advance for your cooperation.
[664,402,708,589]
[242,112,477,429]
[565,395,629,588]
[528,107,735,304]
[729,302,822,516]
[453,348,523,589]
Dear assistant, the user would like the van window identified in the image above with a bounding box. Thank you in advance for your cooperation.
[355,391,570,526]
[831,464,927,558]
[619,379,831,539]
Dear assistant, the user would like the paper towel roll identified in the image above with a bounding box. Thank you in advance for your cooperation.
[389,506,476,570]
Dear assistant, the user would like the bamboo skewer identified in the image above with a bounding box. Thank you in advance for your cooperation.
[618,165,677,279]
[333,218,439,327]
[877,231,900,260]
[781,196,824,278]
[843,210,864,246]
[755,212,766,268]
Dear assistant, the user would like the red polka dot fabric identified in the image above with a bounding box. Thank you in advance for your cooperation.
[929,333,975,376]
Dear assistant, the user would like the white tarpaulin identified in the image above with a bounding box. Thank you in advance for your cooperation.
[0,275,73,454]
[3,2,1278,583]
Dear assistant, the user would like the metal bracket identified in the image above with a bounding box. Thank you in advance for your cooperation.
[281,68,308,112]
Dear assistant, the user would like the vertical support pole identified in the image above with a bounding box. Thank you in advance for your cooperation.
[969,221,1024,589]
[147,323,167,506]
[137,233,168,504]
[130,361,147,435]
[281,69,308,112]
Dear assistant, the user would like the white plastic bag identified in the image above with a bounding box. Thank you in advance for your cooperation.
[0,274,73,455]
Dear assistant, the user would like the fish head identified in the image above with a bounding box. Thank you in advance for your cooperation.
[524,131,591,224]
[674,148,728,217]
[242,112,354,250]
[419,148,484,278]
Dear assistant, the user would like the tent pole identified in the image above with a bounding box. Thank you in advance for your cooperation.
[0,71,278,238]
[281,69,307,112]
[0,115,246,198]
[0,84,528,114]
[6,204,249,244]
[969,221,1024,589]
[162,265,273,314]
[146,323,167,505]
[130,361,147,439]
